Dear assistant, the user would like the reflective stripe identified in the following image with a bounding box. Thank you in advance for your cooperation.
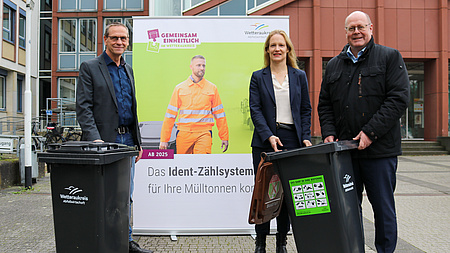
[212,104,223,112]
[165,113,176,119]
[179,118,214,123]
[167,104,178,111]
[180,109,212,115]
[213,112,226,119]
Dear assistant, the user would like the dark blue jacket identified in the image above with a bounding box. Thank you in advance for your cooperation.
[249,66,312,149]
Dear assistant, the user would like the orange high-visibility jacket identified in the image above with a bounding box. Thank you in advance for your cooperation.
[160,77,229,142]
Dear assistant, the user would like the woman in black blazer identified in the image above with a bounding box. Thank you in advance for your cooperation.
[249,30,312,253]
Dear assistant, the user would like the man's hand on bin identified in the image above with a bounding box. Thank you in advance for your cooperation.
[159,142,168,149]
[221,140,229,152]
[324,136,337,143]
[135,147,143,163]
[353,131,373,150]
[303,140,312,147]
[269,135,283,152]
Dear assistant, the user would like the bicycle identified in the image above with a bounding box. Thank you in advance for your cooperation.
[32,121,45,150]
[44,123,82,149]
[64,127,82,141]
[44,122,63,149]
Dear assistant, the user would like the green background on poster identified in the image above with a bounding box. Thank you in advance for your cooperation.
[133,42,265,154]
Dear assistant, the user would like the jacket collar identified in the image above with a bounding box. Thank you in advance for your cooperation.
[188,76,205,88]
[338,36,375,62]
[262,65,297,104]
[103,50,126,67]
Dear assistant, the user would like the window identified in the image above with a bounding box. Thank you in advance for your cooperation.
[59,78,76,101]
[249,0,274,10]
[60,19,76,52]
[17,75,23,113]
[80,19,95,52]
[40,20,52,70]
[104,0,143,11]
[104,18,133,65]
[199,0,246,16]
[58,78,77,126]
[58,18,97,70]
[41,0,52,11]
[154,0,181,16]
[0,74,6,110]
[59,0,97,11]
[216,0,246,15]
[3,0,16,43]
[403,62,425,139]
[19,10,26,48]
[196,0,279,16]
[153,0,278,16]
[183,0,208,10]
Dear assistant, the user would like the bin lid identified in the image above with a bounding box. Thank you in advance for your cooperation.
[45,141,135,153]
[263,140,358,162]
[37,141,139,165]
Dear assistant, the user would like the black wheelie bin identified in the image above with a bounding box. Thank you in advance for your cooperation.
[38,142,138,253]
[263,140,364,253]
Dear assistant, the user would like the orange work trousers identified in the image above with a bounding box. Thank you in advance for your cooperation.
[176,131,212,154]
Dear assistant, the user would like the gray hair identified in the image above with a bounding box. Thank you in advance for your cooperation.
[104,22,129,37]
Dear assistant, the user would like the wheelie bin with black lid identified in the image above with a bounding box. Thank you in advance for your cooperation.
[38,141,138,253]
[263,140,364,253]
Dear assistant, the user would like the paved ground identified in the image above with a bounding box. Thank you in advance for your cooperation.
[0,155,448,252]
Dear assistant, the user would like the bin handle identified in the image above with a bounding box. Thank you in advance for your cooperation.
[261,152,268,161]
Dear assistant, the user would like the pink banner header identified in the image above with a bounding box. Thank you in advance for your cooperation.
[141,149,174,159]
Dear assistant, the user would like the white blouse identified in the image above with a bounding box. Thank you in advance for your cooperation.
[272,74,293,124]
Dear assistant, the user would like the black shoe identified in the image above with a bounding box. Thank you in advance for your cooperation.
[254,234,266,253]
[276,233,287,253]
[129,240,154,253]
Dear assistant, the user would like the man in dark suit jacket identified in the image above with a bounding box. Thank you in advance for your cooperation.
[76,22,152,253]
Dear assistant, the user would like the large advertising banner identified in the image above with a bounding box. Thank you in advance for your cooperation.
[133,17,289,235]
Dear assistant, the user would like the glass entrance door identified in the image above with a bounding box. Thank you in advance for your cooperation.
[401,62,424,139]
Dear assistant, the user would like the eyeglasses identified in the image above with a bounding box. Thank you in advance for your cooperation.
[108,36,129,42]
[345,24,371,33]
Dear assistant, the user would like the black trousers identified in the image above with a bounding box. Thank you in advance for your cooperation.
[252,128,300,235]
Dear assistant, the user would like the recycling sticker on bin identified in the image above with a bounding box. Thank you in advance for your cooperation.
[289,175,331,216]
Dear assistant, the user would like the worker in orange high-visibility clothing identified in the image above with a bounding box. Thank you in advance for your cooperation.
[159,55,229,154]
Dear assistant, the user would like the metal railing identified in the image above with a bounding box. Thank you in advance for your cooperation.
[0,98,81,154]
[45,98,79,128]
[0,116,25,135]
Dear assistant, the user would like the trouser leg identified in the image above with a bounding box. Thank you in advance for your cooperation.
[353,156,398,253]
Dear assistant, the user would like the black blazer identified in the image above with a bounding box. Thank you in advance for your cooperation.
[76,53,141,148]
[249,66,312,149]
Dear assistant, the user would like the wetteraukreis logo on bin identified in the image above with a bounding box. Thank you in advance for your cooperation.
[342,174,354,192]
[60,186,89,205]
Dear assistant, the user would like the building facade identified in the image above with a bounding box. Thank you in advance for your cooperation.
[1,0,39,132]
[46,0,450,140]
